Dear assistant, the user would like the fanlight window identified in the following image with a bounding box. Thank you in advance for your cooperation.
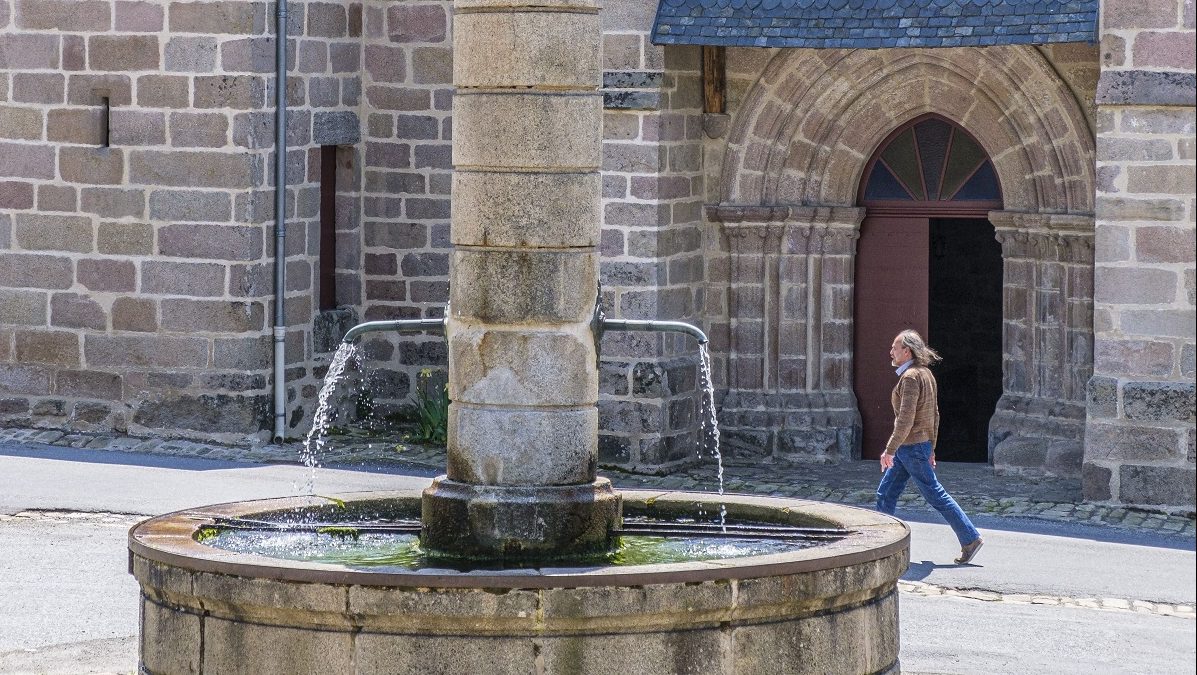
[863,117,1000,203]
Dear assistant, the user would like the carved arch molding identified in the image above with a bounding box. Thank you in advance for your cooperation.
[707,46,1096,464]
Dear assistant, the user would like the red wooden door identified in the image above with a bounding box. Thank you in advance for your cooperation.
[853,216,929,459]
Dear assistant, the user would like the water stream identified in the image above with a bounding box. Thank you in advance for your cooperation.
[300,342,362,493]
[697,342,726,528]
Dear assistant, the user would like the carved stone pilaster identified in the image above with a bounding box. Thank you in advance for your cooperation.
[989,210,1095,477]
[707,204,864,462]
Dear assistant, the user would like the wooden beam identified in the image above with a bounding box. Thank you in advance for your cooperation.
[702,46,726,114]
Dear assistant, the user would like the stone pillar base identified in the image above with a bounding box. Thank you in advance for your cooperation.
[421,476,622,560]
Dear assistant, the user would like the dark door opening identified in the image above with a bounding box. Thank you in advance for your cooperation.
[853,113,1005,462]
[928,218,1003,462]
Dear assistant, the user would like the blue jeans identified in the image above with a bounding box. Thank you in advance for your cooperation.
[876,441,981,547]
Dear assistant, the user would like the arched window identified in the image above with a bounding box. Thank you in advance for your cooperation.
[861,115,1001,204]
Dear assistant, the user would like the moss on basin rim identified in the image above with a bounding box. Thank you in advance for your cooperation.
[129,488,908,675]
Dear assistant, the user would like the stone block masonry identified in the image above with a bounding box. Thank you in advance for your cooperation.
[353,0,453,418]
[0,0,364,442]
[1086,0,1196,510]
[597,43,708,471]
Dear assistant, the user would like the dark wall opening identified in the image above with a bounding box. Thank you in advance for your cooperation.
[928,217,1003,462]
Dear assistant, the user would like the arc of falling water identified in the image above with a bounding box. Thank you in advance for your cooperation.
[300,342,363,494]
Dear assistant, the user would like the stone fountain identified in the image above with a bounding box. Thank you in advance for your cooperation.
[127,0,908,671]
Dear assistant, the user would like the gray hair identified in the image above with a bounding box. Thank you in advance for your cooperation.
[896,329,942,367]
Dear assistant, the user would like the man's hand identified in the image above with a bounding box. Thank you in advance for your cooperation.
[880,452,894,473]
[930,452,936,469]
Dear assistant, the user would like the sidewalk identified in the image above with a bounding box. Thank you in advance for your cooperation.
[2,426,1193,538]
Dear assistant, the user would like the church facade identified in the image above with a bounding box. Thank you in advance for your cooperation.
[1,0,1193,510]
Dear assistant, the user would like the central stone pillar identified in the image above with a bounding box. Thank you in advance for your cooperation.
[420,0,620,558]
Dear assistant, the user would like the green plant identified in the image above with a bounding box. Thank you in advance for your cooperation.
[404,369,449,448]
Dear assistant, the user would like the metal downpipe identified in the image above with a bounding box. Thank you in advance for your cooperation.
[272,0,288,442]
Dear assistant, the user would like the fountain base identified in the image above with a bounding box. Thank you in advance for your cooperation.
[130,489,907,674]
[420,476,621,559]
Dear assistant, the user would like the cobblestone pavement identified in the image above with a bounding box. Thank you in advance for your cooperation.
[2,426,1193,538]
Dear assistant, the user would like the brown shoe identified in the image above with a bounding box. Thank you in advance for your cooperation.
[954,538,983,565]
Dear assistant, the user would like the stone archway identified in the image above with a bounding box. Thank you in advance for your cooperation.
[707,46,1096,469]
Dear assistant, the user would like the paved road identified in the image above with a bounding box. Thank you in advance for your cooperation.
[1,441,1193,674]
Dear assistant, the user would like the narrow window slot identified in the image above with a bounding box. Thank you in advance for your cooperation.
[319,145,338,311]
[101,96,111,148]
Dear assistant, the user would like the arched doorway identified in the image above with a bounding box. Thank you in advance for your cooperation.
[853,114,1004,462]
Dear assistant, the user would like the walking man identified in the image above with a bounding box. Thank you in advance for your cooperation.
[876,329,984,565]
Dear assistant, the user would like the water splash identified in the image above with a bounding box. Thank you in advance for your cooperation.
[697,342,726,529]
[300,342,362,493]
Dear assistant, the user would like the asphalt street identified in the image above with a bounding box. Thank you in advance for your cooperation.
[0,441,1193,674]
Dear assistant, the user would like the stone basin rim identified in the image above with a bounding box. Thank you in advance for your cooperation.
[129,488,909,589]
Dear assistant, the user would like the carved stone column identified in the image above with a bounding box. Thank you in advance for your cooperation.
[989,210,1094,477]
[707,205,864,462]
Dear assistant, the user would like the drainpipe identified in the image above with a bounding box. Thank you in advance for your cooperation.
[272,0,289,442]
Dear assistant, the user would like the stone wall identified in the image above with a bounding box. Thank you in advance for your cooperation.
[352,0,453,419]
[1085,0,1196,510]
[595,4,707,472]
[0,0,362,441]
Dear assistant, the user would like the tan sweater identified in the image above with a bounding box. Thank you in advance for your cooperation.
[884,365,940,455]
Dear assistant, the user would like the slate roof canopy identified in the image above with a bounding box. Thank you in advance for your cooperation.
[651,0,1098,49]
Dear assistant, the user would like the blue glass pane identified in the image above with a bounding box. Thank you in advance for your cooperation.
[950,161,1000,201]
[864,162,914,200]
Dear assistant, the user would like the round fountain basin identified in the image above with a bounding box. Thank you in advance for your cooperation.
[129,488,908,675]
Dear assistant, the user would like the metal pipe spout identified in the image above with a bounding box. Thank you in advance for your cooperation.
[600,318,708,345]
[341,317,447,344]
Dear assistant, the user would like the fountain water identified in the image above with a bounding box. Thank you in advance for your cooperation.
[127,0,907,667]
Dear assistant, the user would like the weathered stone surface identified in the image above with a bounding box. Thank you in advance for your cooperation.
[131,150,259,189]
[133,394,269,434]
[85,335,207,368]
[14,214,93,252]
[454,11,599,88]
[1123,381,1196,423]
[1086,375,1119,418]
[0,289,47,326]
[447,404,598,485]
[55,369,122,400]
[1081,462,1113,501]
[453,92,602,170]
[149,190,232,222]
[14,330,80,366]
[142,261,226,297]
[111,298,157,333]
[313,110,361,145]
[1085,422,1183,462]
[78,259,135,292]
[451,171,601,248]
[50,292,107,330]
[451,250,597,324]
[1096,70,1197,106]
[140,598,201,675]
[1044,440,1084,478]
[98,222,153,255]
[449,325,598,406]
[0,253,73,288]
[202,616,352,675]
[1118,464,1196,507]
[993,436,1048,469]
[160,299,264,333]
[159,223,263,260]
